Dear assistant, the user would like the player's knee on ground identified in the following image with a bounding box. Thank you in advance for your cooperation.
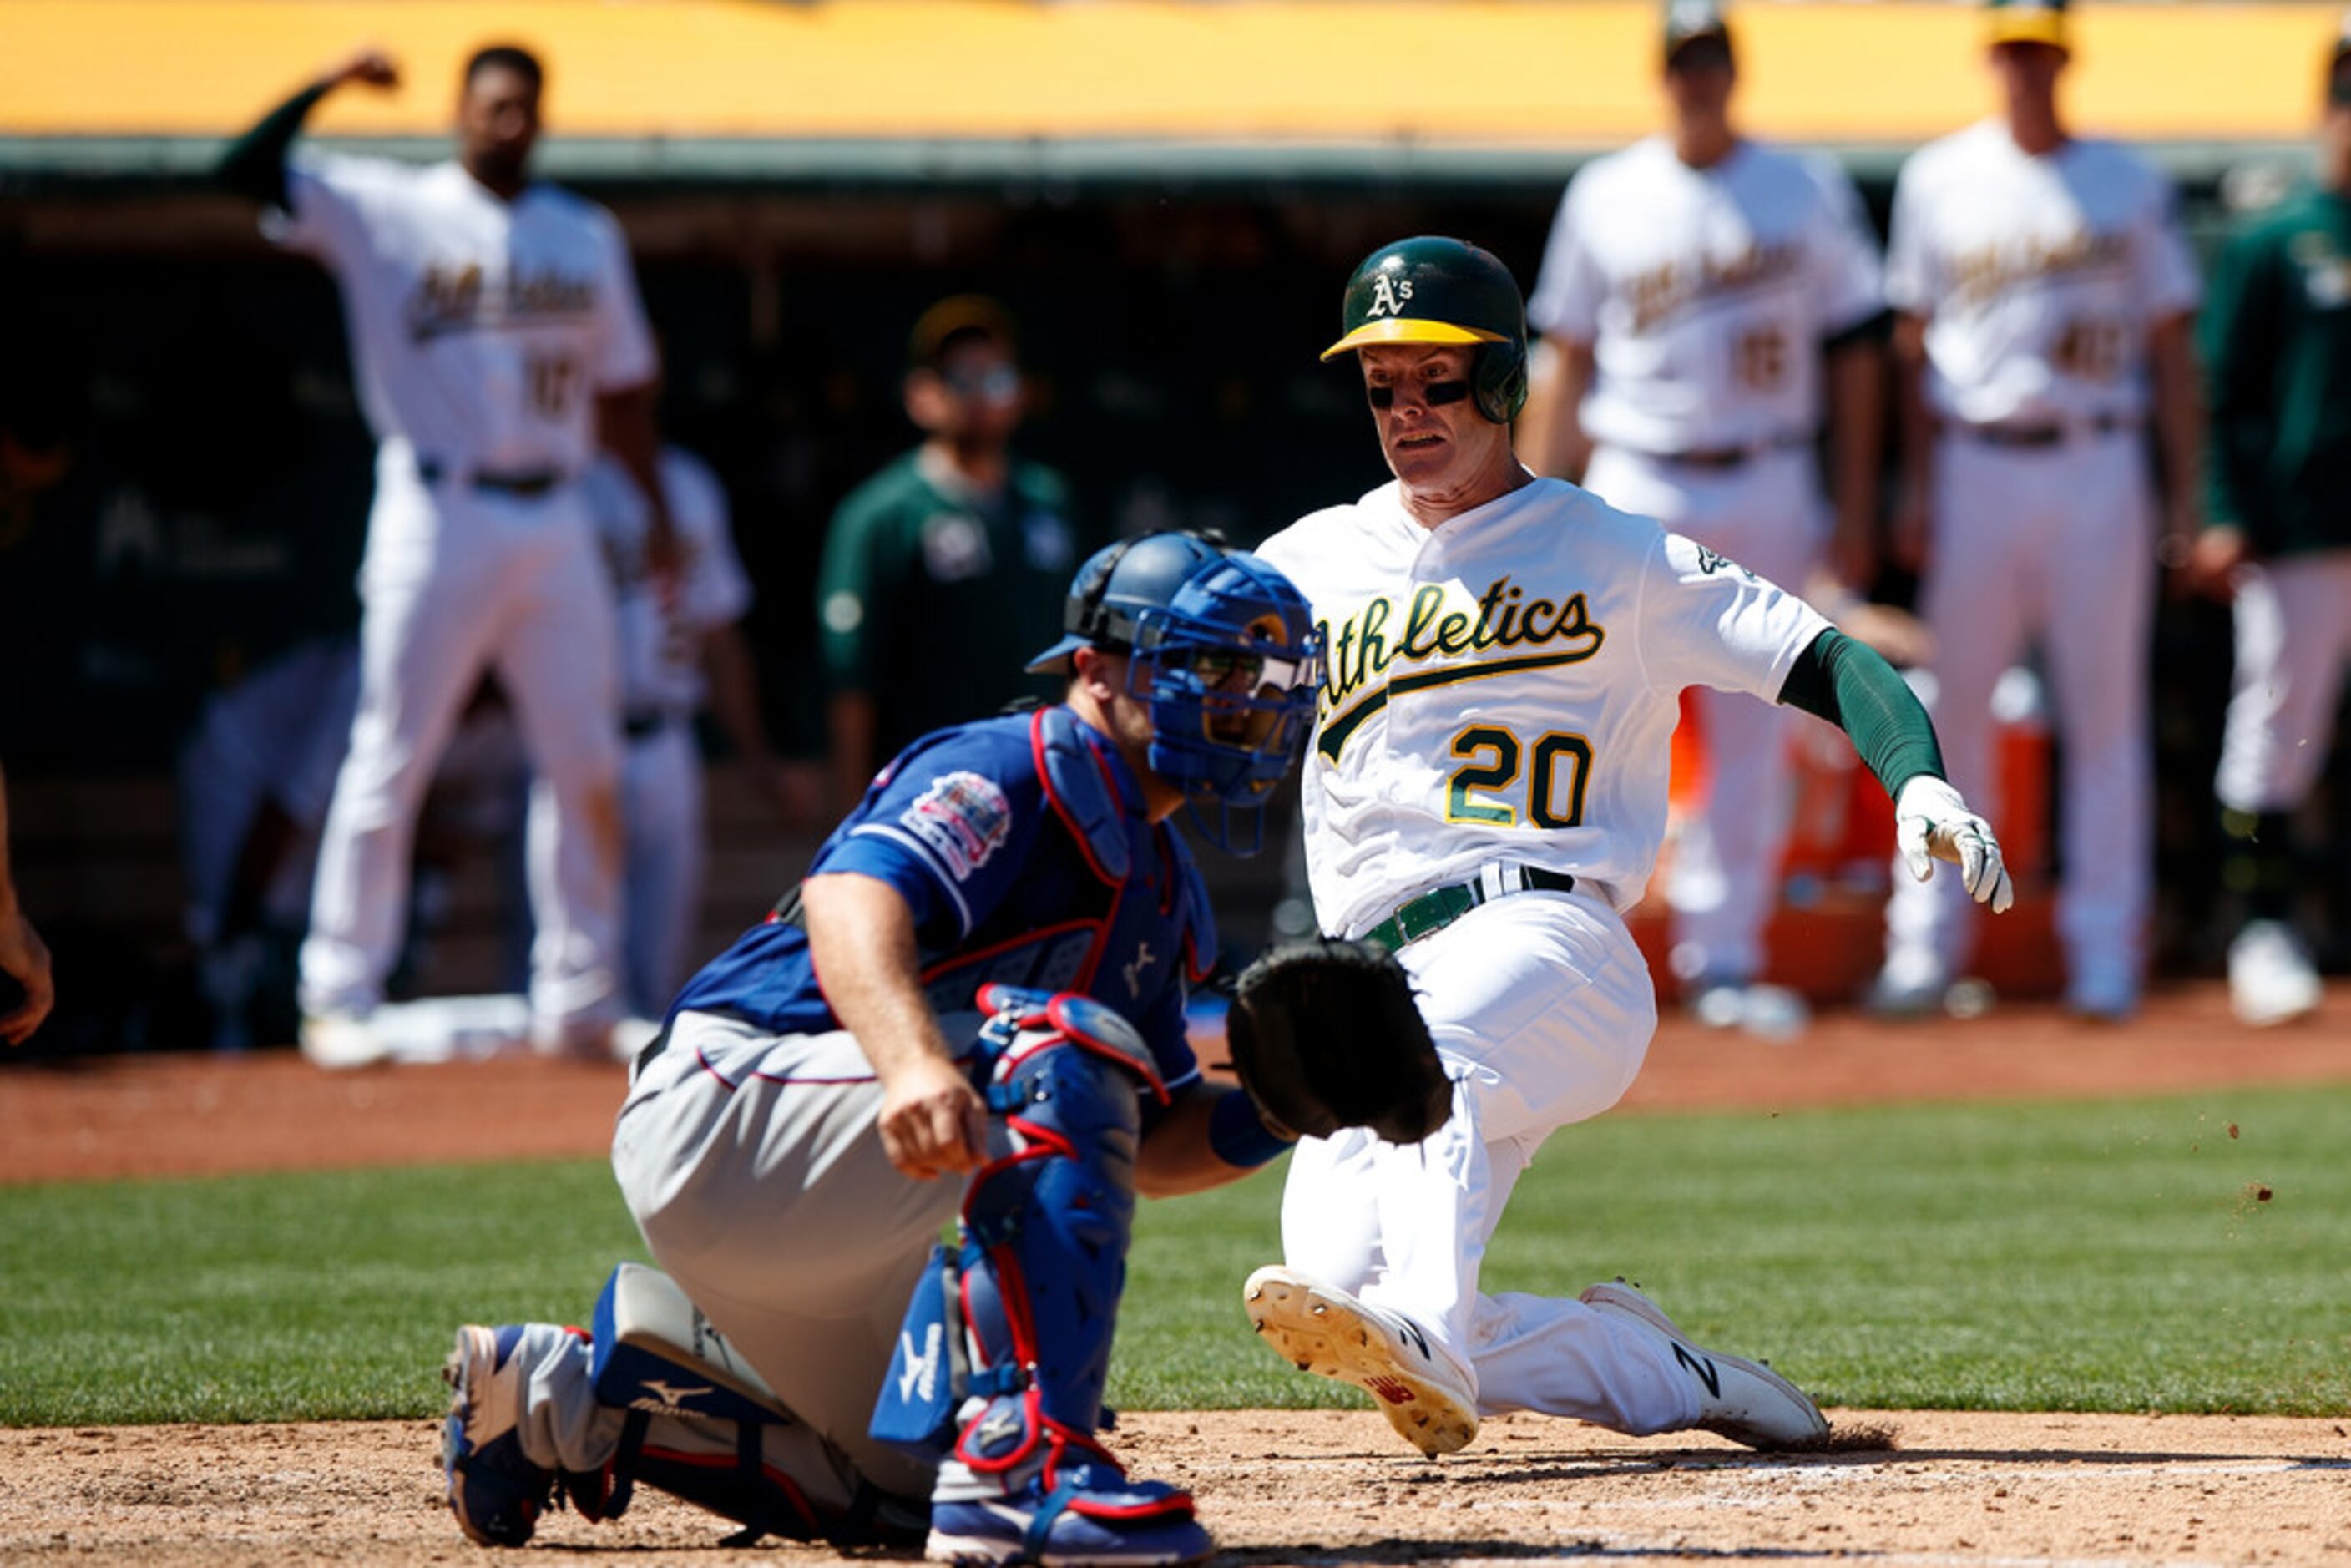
[586,1263,927,1546]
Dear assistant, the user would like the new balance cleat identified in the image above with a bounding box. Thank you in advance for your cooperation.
[927,1459,1212,1567]
[1578,1279,1828,1450]
[1242,1265,1479,1457]
[441,1323,559,1547]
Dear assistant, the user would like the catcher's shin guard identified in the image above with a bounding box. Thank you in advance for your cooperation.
[871,991,1200,1540]
[586,1264,927,1548]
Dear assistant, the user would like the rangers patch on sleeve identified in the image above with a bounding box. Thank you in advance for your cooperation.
[901,771,1014,880]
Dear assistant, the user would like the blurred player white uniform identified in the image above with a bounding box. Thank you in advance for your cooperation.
[271,152,655,1045]
[1255,480,1830,1435]
[1877,121,2197,1011]
[574,446,753,1015]
[1529,136,1883,1007]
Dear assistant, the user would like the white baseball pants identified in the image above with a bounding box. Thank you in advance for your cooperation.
[1883,430,2155,981]
[300,463,624,1025]
[2214,549,2351,815]
[1583,445,1825,984]
[1278,889,1708,1436]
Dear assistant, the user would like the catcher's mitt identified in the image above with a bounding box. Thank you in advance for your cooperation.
[1226,936,1452,1145]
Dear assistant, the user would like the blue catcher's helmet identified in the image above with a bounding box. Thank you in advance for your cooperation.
[1027,532,1321,854]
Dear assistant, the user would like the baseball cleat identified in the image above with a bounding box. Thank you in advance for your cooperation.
[1861,944,1962,1020]
[2062,955,2141,1024]
[926,1461,1212,1566]
[1578,1279,1828,1451]
[2229,920,2321,1028]
[299,1009,390,1070]
[1688,979,1811,1042]
[1242,1265,1479,1457]
[441,1323,559,1547]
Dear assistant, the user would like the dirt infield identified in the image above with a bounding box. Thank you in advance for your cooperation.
[4,980,2348,1563]
[5,1409,2347,1565]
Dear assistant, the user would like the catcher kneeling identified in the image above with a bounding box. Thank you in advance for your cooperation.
[433,533,1439,1566]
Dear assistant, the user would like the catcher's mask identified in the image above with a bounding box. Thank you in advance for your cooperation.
[1322,235,1530,425]
[1027,530,1322,852]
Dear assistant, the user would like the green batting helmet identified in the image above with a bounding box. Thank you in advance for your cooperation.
[1322,235,1530,424]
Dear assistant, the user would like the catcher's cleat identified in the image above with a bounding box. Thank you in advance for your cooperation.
[441,1324,560,1547]
[1577,1280,1828,1451]
[926,1458,1213,1567]
[1242,1265,1479,1457]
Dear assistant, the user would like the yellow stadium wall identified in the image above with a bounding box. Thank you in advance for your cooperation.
[1,0,2341,148]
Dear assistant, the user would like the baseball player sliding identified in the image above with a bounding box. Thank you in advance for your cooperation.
[1869,0,2201,1021]
[217,45,671,1063]
[434,535,1332,1565]
[1242,237,2012,1459]
[1520,0,1887,1035]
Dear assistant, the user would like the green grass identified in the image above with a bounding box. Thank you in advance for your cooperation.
[5,1086,2347,1426]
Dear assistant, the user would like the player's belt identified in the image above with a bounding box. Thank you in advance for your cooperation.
[1640,433,1812,471]
[1362,864,1579,952]
[415,458,567,497]
[1947,413,2138,448]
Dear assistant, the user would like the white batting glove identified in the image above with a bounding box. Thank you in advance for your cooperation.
[1893,776,2015,914]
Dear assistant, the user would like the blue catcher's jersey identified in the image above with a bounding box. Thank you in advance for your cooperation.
[671,706,1216,1090]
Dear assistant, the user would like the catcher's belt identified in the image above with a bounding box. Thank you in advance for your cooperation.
[1363,863,1579,951]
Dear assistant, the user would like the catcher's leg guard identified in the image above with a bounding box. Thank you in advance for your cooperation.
[871,989,1210,1565]
[587,1264,928,1548]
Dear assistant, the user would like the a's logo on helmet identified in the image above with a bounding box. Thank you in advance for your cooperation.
[1366,274,1415,320]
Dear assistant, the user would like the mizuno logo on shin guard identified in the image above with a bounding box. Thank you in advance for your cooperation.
[897,1323,943,1404]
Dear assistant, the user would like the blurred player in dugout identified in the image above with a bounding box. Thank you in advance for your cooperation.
[2190,13,2351,1026]
[218,43,671,1065]
[815,297,1097,810]
[1520,0,1888,1036]
[1869,0,2200,1021]
[576,436,808,1018]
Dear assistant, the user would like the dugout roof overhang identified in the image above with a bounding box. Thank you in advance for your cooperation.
[0,0,2333,191]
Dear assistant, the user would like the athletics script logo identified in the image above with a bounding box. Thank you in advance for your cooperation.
[1314,574,1607,761]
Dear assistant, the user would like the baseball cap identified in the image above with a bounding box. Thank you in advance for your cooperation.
[908,294,1016,372]
[1985,0,2070,52]
[1663,0,1733,67]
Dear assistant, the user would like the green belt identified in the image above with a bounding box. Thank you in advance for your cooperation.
[1363,865,1580,951]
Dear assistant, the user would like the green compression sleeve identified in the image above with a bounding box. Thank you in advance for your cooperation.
[1776,627,1946,800]
[216,82,331,209]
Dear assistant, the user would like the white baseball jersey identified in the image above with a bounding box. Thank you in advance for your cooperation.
[579,447,753,717]
[1255,477,1830,938]
[267,154,657,473]
[1886,121,2199,426]
[1527,136,1883,453]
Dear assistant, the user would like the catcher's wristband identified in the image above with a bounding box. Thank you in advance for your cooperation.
[1208,1087,1294,1168]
